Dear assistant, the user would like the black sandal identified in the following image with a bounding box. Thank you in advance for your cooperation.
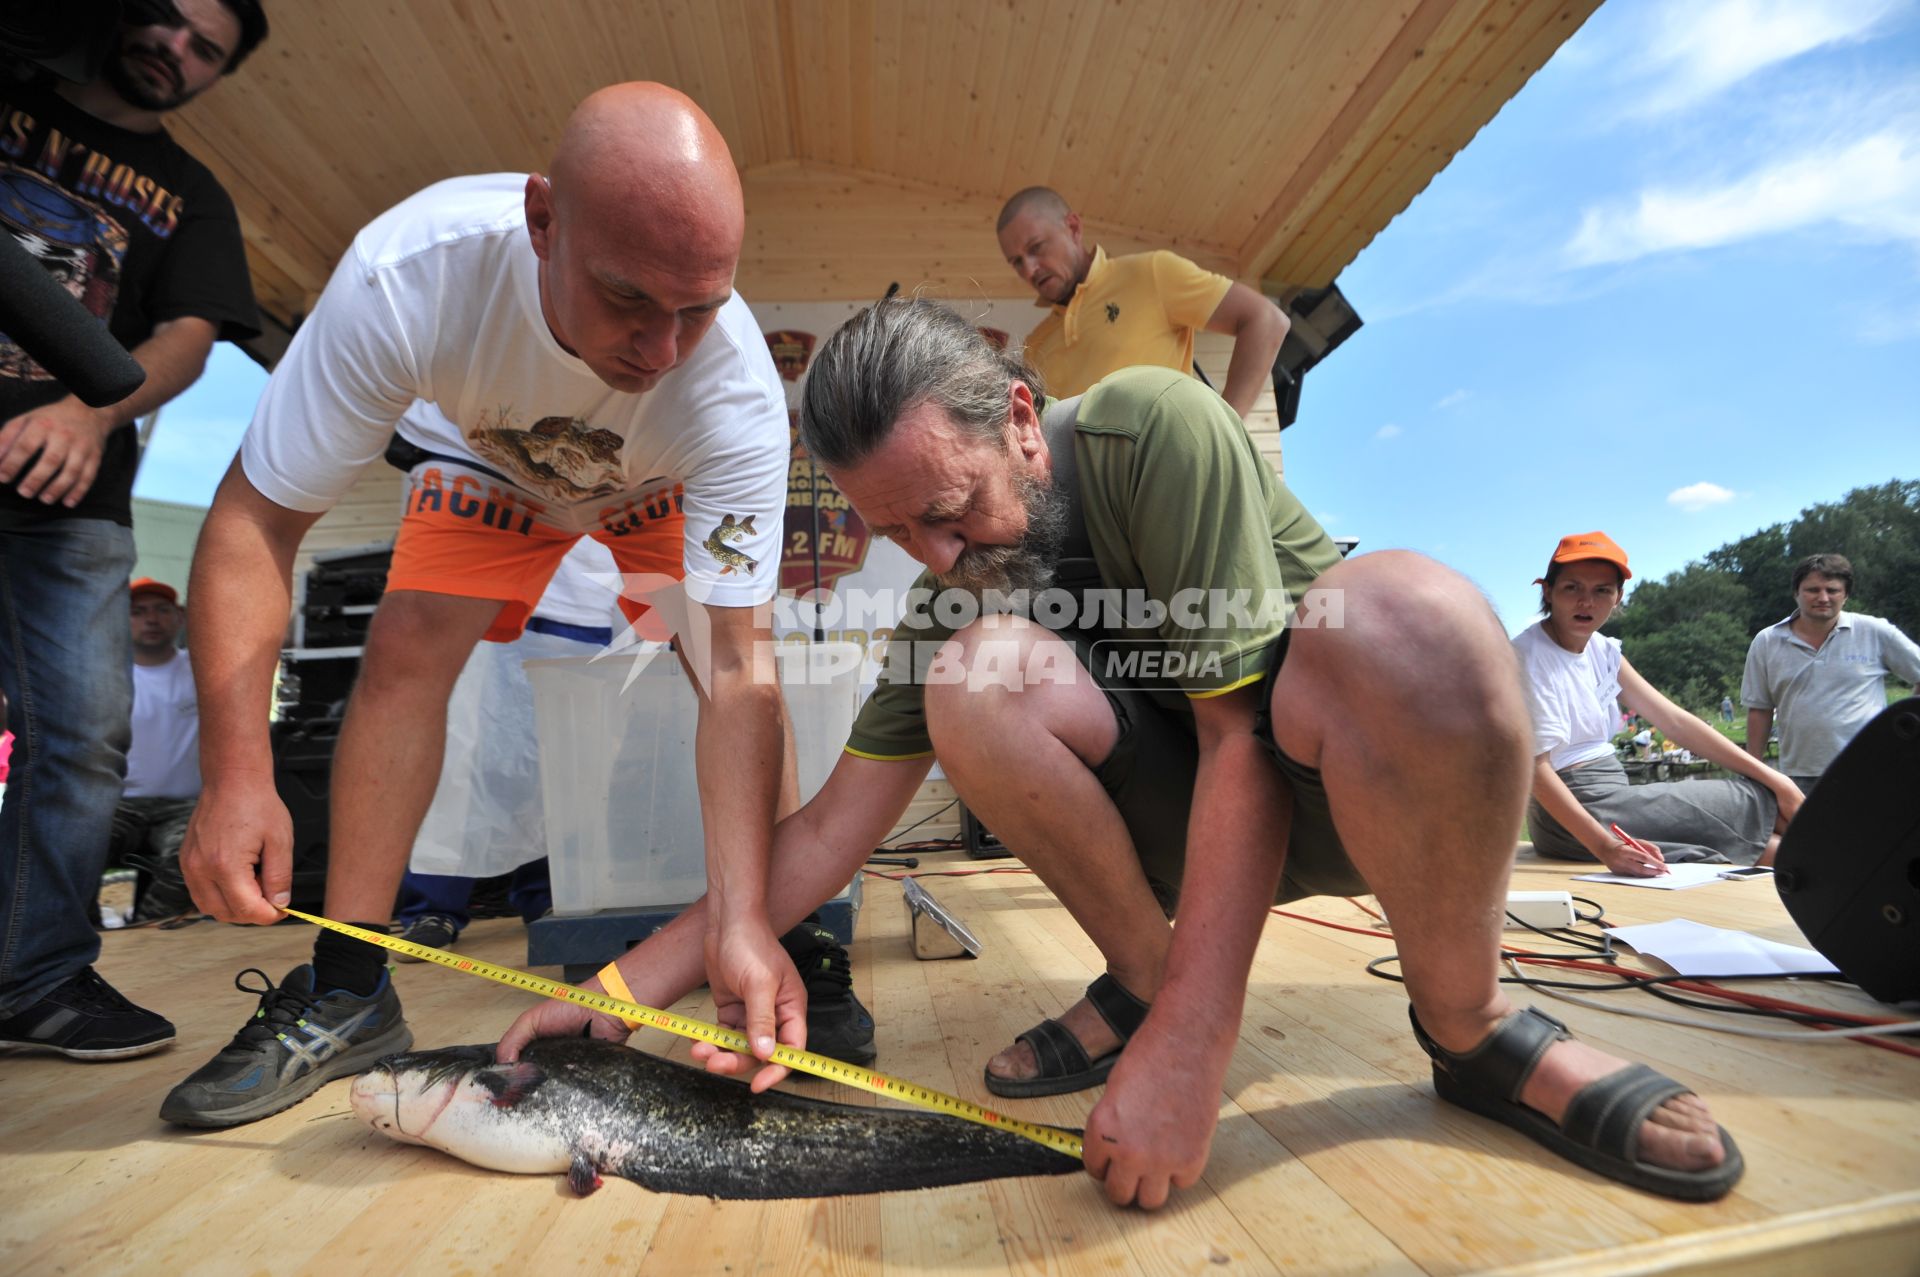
[985,973,1150,1099]
[1411,1005,1744,1201]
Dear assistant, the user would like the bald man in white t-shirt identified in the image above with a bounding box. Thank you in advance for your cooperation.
[165,84,833,1128]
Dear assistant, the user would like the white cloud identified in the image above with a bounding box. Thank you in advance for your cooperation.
[1633,0,1904,116]
[1374,423,1403,440]
[1434,389,1470,410]
[1566,128,1920,266]
[1315,512,1340,527]
[1667,482,1737,512]
[1856,302,1920,342]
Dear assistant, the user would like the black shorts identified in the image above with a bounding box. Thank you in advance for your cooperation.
[1083,629,1367,913]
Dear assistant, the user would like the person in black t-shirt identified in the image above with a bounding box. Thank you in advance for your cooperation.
[0,0,266,1062]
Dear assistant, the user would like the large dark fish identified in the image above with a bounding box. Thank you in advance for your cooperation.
[349,1039,1081,1199]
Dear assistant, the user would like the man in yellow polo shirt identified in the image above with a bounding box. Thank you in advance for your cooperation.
[996,186,1289,417]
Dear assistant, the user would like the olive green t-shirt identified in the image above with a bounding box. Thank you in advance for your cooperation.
[845,366,1341,760]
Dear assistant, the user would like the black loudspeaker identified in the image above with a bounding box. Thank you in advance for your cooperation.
[271,717,338,912]
[960,803,1011,860]
[1773,697,1920,1004]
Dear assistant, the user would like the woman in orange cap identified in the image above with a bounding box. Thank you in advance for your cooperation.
[1513,532,1803,875]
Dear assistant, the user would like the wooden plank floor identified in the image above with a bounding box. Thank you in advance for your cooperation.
[4,850,1917,1276]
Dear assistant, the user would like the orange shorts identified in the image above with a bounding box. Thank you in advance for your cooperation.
[387,465,685,642]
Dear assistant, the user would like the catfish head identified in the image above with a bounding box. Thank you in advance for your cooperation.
[350,1044,574,1177]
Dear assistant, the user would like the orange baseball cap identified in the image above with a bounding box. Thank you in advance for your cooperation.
[129,577,179,604]
[1539,531,1631,583]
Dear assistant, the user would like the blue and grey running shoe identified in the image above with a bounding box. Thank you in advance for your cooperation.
[159,965,411,1127]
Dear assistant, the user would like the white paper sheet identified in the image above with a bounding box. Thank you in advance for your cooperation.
[1604,918,1840,976]
[1571,862,1730,890]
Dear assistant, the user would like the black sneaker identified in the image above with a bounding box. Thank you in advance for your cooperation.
[158,965,412,1127]
[778,917,876,1066]
[391,913,460,962]
[0,966,175,1060]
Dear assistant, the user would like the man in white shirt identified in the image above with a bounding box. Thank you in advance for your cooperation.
[167,83,808,1128]
[109,578,201,923]
[1743,554,1920,792]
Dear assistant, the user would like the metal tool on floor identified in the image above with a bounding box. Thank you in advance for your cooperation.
[903,877,981,960]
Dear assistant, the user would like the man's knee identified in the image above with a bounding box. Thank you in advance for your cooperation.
[924,616,1116,768]
[924,615,1049,735]
[356,591,497,695]
[1285,551,1522,726]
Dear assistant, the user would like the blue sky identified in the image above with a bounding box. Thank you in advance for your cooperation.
[1284,0,1920,631]
[136,0,1920,633]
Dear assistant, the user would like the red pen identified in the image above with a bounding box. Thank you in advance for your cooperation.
[1610,823,1668,875]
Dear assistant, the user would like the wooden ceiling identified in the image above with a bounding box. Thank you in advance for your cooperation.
[167,0,1599,332]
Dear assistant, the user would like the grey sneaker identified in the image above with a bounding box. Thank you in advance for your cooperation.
[0,967,175,1060]
[159,965,411,1127]
[391,913,461,962]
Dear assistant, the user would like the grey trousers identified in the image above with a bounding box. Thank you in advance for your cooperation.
[1529,755,1777,867]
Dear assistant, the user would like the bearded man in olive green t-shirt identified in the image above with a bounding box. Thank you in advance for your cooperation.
[498,301,1745,1213]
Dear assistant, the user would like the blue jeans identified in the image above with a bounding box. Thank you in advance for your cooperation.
[0,518,135,1015]
[395,858,552,932]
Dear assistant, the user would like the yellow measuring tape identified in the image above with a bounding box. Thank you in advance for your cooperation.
[282,909,1083,1160]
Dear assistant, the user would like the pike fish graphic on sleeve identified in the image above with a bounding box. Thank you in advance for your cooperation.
[702,513,758,575]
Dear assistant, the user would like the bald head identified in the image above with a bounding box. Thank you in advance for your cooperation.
[526,83,747,394]
[996,186,1072,233]
[549,82,744,270]
[996,186,1089,305]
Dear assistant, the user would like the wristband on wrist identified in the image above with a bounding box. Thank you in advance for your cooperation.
[595,961,642,1030]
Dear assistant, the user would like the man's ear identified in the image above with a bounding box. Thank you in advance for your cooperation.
[1064,211,1084,248]
[1007,380,1042,458]
[524,175,556,261]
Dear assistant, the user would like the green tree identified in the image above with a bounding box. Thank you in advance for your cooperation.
[1610,563,1749,641]
[1618,613,1751,713]
[1703,523,1792,634]
[1603,479,1919,712]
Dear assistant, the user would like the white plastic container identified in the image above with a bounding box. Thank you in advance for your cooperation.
[527,641,863,917]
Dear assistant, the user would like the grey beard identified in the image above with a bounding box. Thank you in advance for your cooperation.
[933,471,1070,595]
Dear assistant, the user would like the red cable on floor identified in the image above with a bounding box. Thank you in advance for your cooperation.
[1268,901,1920,1058]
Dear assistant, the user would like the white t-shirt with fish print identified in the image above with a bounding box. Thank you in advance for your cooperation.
[238,173,786,607]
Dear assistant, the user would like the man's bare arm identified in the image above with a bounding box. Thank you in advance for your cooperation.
[1082,686,1290,1207]
[681,600,809,1075]
[1203,283,1288,419]
[181,456,324,923]
[1745,708,1773,762]
[499,751,931,1070]
[692,603,787,931]
[0,316,217,506]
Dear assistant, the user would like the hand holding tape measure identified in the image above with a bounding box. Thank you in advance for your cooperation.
[282,908,1083,1160]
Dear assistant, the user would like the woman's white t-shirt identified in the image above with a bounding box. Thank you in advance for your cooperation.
[1512,620,1623,771]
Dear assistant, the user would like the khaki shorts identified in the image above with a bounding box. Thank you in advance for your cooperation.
[1084,630,1367,913]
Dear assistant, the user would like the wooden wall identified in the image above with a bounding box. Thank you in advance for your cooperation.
[169,0,1602,331]
[1193,331,1286,480]
[739,162,1238,302]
